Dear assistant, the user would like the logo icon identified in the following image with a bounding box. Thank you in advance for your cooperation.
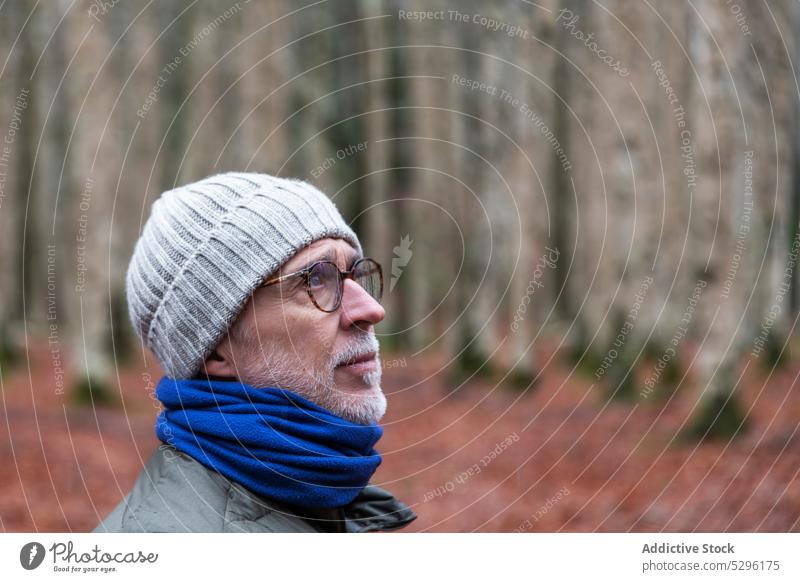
[20,542,46,570]
[390,234,413,292]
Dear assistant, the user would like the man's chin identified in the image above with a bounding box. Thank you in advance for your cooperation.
[333,366,382,395]
[244,365,386,424]
[333,379,382,397]
[324,383,387,425]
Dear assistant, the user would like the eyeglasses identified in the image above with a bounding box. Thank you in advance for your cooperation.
[259,257,384,313]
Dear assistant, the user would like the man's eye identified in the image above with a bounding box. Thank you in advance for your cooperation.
[308,270,325,288]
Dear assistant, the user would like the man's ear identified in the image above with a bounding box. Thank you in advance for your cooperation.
[202,343,236,378]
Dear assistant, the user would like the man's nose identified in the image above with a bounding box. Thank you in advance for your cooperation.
[339,277,385,330]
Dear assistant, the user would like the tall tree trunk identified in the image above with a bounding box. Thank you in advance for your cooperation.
[0,0,35,373]
[687,0,794,439]
[361,0,400,349]
[240,0,290,175]
[65,5,121,403]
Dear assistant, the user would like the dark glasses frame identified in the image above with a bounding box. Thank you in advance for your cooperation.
[259,257,384,313]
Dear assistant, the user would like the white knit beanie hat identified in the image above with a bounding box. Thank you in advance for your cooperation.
[126,172,363,379]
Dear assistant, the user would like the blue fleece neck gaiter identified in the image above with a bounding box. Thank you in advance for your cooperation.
[155,376,383,509]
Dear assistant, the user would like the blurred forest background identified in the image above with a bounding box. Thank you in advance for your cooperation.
[1,0,799,532]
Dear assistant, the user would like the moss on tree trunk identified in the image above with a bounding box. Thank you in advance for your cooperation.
[71,375,116,407]
[683,391,748,442]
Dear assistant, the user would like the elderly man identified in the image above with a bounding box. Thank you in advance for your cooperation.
[94,172,416,533]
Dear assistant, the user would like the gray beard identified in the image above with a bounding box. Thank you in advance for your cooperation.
[232,331,387,426]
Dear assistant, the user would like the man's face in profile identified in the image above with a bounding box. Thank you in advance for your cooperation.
[203,237,388,425]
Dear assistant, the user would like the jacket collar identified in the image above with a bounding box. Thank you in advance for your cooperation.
[281,484,417,533]
[225,475,417,533]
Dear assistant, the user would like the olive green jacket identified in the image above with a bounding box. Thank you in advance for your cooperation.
[93,445,416,533]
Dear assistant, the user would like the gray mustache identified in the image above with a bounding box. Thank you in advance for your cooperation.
[333,334,379,367]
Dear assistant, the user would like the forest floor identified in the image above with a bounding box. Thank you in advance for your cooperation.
[1,340,798,532]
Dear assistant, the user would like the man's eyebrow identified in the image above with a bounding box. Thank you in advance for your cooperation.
[294,250,360,272]
[295,253,332,271]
